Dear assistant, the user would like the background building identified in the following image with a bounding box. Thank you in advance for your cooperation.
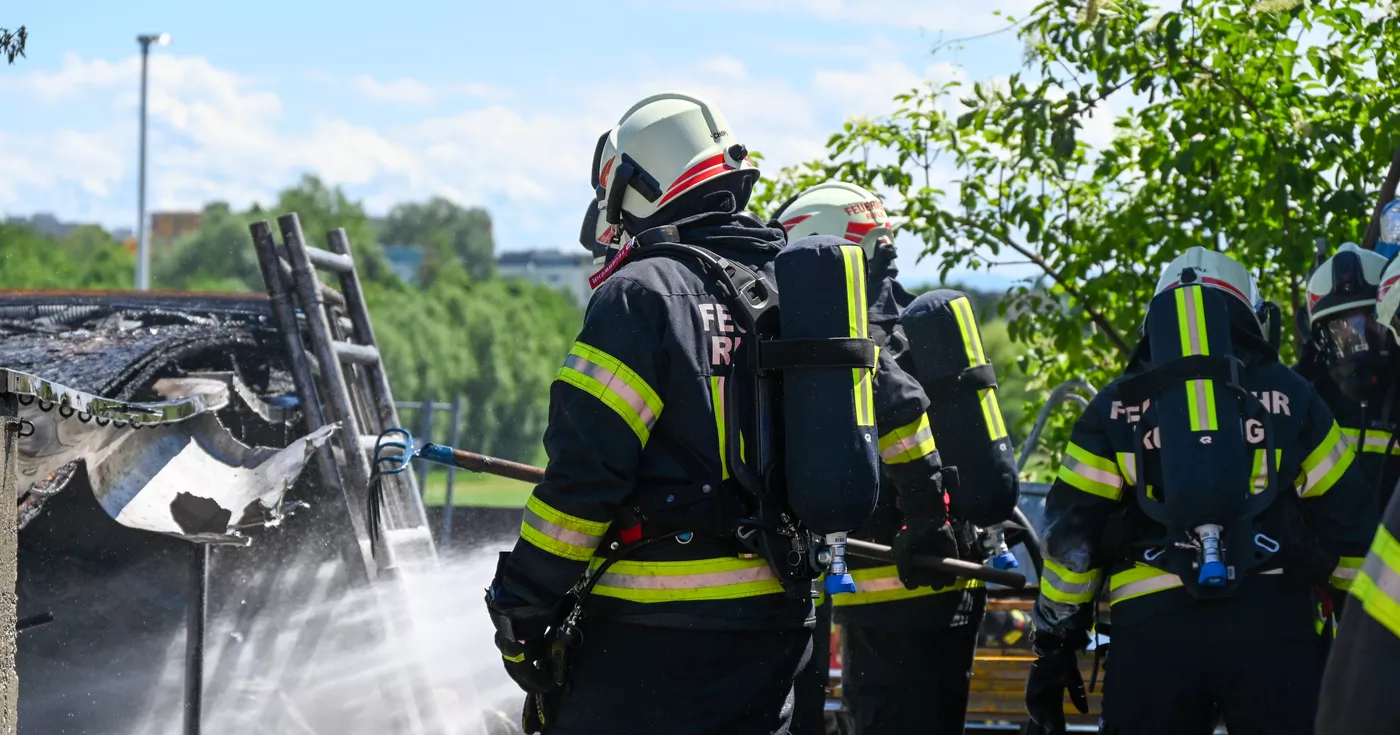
[496,249,592,306]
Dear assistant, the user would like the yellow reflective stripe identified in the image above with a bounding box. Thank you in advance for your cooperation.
[878,413,938,464]
[556,342,664,445]
[1249,449,1282,494]
[1341,427,1400,454]
[1351,526,1400,639]
[1115,452,1137,486]
[950,297,1008,441]
[1174,285,1218,432]
[710,376,729,481]
[1108,564,1184,605]
[1300,422,1356,498]
[502,651,526,663]
[1058,442,1124,500]
[1332,555,1364,591]
[841,246,874,427]
[519,495,610,562]
[830,565,984,606]
[1040,559,1101,604]
[587,556,784,602]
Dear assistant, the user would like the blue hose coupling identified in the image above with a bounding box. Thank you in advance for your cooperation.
[1198,560,1228,587]
[826,573,857,595]
[991,551,1020,570]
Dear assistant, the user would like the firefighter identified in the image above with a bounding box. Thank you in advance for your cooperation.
[776,182,982,735]
[1302,242,1400,511]
[1314,251,1400,733]
[484,92,890,735]
[1025,247,1376,735]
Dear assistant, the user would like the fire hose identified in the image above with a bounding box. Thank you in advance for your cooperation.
[371,429,1027,589]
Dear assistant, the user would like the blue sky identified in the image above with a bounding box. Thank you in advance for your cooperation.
[3,0,1051,288]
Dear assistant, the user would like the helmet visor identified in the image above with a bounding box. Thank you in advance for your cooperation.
[1321,310,1383,362]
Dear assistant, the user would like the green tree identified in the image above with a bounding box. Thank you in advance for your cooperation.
[380,197,496,282]
[154,175,399,292]
[760,0,1400,465]
[0,223,134,289]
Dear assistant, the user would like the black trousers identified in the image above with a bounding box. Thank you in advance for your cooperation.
[840,589,986,735]
[1100,579,1327,735]
[545,619,812,735]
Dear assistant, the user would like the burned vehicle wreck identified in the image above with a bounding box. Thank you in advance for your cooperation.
[3,215,469,734]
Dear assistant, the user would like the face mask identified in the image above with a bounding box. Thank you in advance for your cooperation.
[1320,311,1386,402]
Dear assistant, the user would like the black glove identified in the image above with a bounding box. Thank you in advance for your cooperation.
[1276,501,1338,587]
[1025,630,1089,735]
[893,469,959,590]
[486,555,564,696]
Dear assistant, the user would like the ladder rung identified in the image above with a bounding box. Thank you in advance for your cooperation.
[334,341,380,365]
[317,280,346,309]
[306,246,355,274]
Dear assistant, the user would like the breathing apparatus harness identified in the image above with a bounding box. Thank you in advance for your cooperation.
[1113,269,1285,597]
[619,223,878,597]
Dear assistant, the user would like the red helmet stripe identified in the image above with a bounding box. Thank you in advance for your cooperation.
[780,214,812,232]
[656,161,732,208]
[599,157,616,188]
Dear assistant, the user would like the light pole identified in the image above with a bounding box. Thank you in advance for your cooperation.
[135,33,170,291]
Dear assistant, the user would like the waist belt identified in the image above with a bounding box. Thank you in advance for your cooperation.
[1108,563,1283,606]
[831,565,984,607]
[586,555,784,603]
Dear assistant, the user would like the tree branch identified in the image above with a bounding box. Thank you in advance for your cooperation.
[0,26,26,65]
[954,215,1134,356]
[1362,143,1400,250]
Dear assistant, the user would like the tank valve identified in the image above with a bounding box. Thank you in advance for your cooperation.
[983,524,1020,570]
[1196,524,1227,587]
[823,532,857,595]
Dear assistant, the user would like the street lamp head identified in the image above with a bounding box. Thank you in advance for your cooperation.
[137,33,172,47]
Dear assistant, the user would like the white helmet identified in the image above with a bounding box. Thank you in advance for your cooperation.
[1154,247,1264,333]
[596,92,757,228]
[580,197,626,265]
[1376,253,1400,342]
[772,181,894,260]
[1307,242,1388,326]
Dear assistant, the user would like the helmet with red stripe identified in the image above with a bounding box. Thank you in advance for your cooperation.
[771,181,893,260]
[594,92,758,230]
[1154,247,1264,335]
[1375,251,1400,342]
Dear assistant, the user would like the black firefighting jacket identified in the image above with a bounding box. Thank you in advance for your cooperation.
[1034,344,1377,639]
[494,209,816,632]
[1309,375,1400,511]
[834,269,984,628]
[1315,476,1400,734]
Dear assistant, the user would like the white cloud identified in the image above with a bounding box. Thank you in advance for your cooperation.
[1,47,983,253]
[352,75,437,106]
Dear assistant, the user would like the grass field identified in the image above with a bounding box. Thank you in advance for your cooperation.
[419,469,532,508]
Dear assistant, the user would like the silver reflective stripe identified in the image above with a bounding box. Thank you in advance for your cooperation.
[880,426,933,461]
[1260,568,1284,575]
[522,506,603,548]
[1331,565,1359,581]
[562,353,659,430]
[1182,285,1204,355]
[852,575,906,594]
[1042,566,1098,598]
[1110,572,1183,603]
[597,565,776,590]
[1302,440,1349,496]
[1361,553,1400,601]
[1344,429,1398,453]
[1063,455,1124,490]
